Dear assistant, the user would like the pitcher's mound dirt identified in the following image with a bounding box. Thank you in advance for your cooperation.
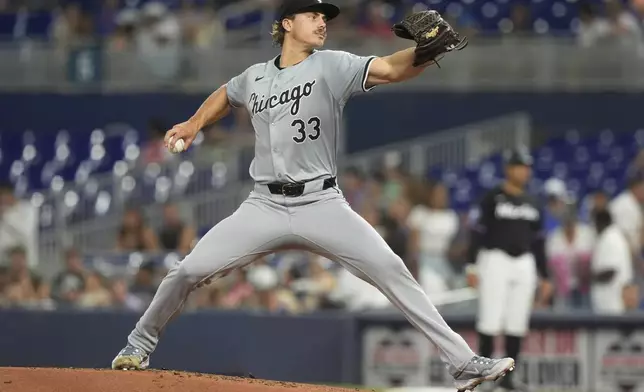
[0,367,363,392]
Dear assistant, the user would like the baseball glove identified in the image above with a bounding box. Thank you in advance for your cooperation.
[392,10,468,67]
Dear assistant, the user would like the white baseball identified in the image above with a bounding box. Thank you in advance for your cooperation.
[170,137,185,154]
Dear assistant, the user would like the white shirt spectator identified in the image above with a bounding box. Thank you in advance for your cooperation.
[609,189,643,253]
[578,17,613,47]
[0,200,38,267]
[407,205,459,255]
[591,224,633,314]
[136,2,182,80]
[612,11,644,47]
[546,222,595,292]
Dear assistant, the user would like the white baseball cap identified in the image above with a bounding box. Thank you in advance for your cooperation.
[544,177,569,201]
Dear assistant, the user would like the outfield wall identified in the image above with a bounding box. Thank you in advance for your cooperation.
[1,309,643,391]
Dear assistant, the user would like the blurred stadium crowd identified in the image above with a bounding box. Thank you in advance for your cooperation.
[1,0,644,49]
[2,125,644,316]
[1,0,644,317]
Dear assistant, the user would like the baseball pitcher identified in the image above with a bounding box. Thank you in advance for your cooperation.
[111,1,514,390]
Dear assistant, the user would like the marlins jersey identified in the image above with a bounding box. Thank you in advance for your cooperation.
[225,50,376,184]
[467,185,548,278]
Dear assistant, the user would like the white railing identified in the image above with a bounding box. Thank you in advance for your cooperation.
[342,112,531,177]
[1,37,643,92]
[38,113,532,271]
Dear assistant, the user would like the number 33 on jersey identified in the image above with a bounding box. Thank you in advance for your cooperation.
[225,50,377,184]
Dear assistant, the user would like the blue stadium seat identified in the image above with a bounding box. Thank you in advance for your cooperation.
[426,128,641,210]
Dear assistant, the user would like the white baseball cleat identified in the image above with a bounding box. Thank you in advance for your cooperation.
[111,344,150,370]
[453,356,515,392]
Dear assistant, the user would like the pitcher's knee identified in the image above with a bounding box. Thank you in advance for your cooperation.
[368,253,413,280]
[172,259,210,287]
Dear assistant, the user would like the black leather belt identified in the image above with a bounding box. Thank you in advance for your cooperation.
[267,177,336,197]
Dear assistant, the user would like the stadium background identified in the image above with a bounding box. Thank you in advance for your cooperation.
[1,0,644,391]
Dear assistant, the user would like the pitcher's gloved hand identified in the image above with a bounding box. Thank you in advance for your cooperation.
[392,10,468,67]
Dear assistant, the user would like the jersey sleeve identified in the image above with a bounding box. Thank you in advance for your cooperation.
[321,50,377,102]
[225,69,248,108]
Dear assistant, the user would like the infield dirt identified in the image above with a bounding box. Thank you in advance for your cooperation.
[0,367,365,392]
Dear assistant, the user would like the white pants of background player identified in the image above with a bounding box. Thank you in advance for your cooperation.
[475,249,538,337]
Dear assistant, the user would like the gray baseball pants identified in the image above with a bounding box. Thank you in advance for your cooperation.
[127,180,475,375]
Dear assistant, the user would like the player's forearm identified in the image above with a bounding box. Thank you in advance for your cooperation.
[188,85,232,130]
[380,47,428,82]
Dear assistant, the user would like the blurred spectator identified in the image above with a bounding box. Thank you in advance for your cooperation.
[608,176,644,255]
[365,171,387,211]
[50,2,94,52]
[176,0,224,48]
[360,203,386,238]
[577,2,612,48]
[51,248,86,305]
[108,8,139,51]
[382,196,411,262]
[110,278,146,311]
[543,177,570,234]
[509,2,533,33]
[634,0,644,24]
[546,206,595,310]
[190,283,224,310]
[604,0,643,48]
[177,0,205,45]
[136,1,182,80]
[358,0,395,39]
[579,189,610,224]
[291,256,336,311]
[445,213,474,287]
[0,266,9,300]
[341,166,368,212]
[29,275,54,310]
[116,207,159,252]
[141,118,171,165]
[220,268,255,309]
[246,264,300,314]
[407,182,459,290]
[158,202,196,255]
[627,149,644,179]
[0,182,38,267]
[2,246,45,308]
[381,161,408,209]
[591,209,636,314]
[77,271,112,308]
[128,261,159,308]
[193,2,225,49]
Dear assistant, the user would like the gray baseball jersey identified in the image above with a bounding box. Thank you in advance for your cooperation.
[226,50,376,184]
[123,50,477,378]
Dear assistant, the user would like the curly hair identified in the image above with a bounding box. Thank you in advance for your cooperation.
[271,16,295,47]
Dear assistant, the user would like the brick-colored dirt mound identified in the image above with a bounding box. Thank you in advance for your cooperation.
[0,367,362,392]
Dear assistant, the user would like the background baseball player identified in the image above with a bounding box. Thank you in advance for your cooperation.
[466,148,553,392]
[111,1,515,390]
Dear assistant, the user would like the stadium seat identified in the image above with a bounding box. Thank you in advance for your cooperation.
[424,129,641,212]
